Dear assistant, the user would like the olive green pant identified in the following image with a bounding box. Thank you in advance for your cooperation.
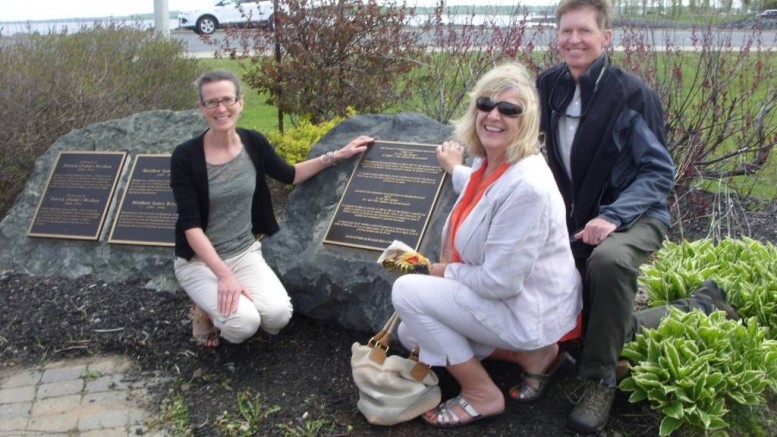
[577,216,668,384]
[627,294,715,342]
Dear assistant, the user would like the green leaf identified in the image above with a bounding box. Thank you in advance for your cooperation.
[663,400,684,419]
[698,408,714,429]
[659,416,683,436]
[621,346,645,362]
[619,377,637,391]
[628,389,648,403]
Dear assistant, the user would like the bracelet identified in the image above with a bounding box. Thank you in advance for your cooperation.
[319,151,338,167]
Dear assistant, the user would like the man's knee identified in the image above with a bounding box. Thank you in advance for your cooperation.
[586,245,633,276]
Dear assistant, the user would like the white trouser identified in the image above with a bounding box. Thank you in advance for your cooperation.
[391,274,518,367]
[174,241,293,343]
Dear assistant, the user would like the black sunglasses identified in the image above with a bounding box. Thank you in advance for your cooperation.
[476,97,523,117]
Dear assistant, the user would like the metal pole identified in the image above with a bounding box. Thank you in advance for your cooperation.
[273,0,283,133]
[154,0,170,37]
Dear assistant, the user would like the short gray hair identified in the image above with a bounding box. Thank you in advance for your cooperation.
[194,70,242,103]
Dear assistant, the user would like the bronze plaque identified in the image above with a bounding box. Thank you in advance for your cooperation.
[324,140,446,251]
[109,154,176,247]
[28,151,127,240]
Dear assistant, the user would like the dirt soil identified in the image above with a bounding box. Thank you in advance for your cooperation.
[1,188,775,437]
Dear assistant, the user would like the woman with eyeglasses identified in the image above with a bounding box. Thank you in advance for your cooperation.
[170,69,372,347]
[391,63,581,428]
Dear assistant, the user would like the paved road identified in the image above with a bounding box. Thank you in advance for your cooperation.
[175,27,777,55]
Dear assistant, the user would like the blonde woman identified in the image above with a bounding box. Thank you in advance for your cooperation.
[391,63,582,428]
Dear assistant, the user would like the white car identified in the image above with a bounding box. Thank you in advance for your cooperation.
[178,0,274,35]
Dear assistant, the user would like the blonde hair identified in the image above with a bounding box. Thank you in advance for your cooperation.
[452,63,541,164]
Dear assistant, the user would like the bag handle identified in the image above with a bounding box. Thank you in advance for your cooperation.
[408,347,432,382]
[367,312,399,364]
[365,313,432,382]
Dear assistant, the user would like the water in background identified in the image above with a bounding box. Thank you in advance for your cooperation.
[1,13,554,37]
[0,19,181,37]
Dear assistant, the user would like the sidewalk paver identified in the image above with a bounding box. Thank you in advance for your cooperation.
[0,355,169,436]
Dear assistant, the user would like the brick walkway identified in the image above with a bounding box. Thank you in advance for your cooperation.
[0,356,168,436]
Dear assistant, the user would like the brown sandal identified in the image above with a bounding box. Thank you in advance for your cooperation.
[189,303,220,348]
[509,351,573,402]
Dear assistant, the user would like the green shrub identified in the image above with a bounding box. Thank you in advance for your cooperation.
[640,238,777,338]
[620,309,777,436]
[265,113,351,164]
[0,22,201,217]
[220,0,421,124]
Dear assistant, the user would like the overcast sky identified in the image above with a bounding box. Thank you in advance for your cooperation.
[3,1,555,22]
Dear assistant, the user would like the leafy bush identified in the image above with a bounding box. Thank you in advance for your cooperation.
[265,113,351,164]
[616,25,776,213]
[0,22,201,217]
[402,4,555,123]
[620,309,777,436]
[218,0,422,124]
[639,238,777,338]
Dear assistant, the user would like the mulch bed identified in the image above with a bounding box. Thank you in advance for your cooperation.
[1,188,774,436]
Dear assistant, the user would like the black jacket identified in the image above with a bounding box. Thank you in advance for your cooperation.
[538,55,675,259]
[170,128,295,260]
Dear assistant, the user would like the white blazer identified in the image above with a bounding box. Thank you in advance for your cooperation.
[441,154,582,350]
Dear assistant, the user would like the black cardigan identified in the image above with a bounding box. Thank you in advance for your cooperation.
[170,128,296,260]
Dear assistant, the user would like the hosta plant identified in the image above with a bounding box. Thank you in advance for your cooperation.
[620,309,777,436]
[639,238,777,338]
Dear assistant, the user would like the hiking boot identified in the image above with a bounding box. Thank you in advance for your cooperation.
[567,379,615,434]
[615,359,630,381]
[690,280,739,320]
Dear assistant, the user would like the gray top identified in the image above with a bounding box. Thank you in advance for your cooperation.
[206,148,257,259]
[557,84,581,180]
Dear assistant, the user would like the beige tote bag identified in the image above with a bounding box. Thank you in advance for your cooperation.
[351,312,441,426]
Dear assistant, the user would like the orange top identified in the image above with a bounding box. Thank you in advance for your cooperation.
[447,161,509,262]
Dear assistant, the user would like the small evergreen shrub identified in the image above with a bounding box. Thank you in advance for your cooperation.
[265,113,351,164]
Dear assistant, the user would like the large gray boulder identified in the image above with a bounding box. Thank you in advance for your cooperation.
[0,110,207,290]
[263,113,456,333]
[0,111,457,333]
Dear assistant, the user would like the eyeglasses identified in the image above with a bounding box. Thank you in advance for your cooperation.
[475,97,523,117]
[201,96,239,109]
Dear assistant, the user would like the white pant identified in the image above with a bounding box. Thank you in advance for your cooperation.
[392,274,522,367]
[174,241,293,344]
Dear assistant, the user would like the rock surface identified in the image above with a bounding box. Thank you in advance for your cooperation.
[0,111,457,332]
[262,112,457,332]
[0,110,207,291]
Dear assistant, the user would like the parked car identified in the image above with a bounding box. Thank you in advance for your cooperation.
[178,0,274,35]
[759,9,777,19]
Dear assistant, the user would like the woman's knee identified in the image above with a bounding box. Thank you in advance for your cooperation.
[396,322,417,351]
[220,309,261,344]
[391,275,422,311]
[259,303,293,335]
